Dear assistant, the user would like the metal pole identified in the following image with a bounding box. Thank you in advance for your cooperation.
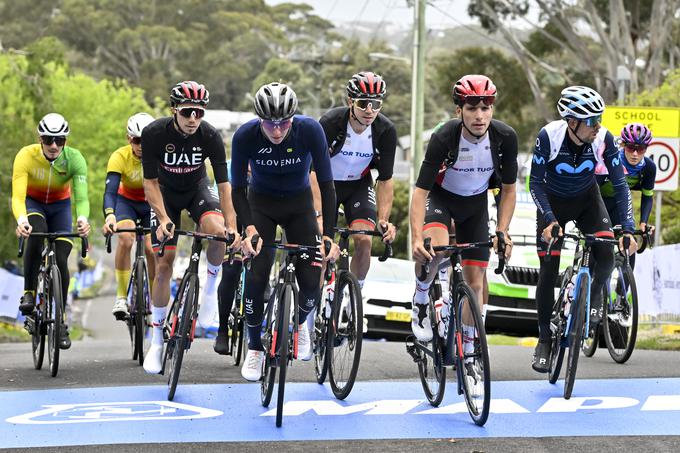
[407,0,426,260]
[655,192,662,246]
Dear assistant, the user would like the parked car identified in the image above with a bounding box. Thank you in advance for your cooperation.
[362,256,414,339]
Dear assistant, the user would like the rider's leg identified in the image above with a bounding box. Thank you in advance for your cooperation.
[197,212,227,328]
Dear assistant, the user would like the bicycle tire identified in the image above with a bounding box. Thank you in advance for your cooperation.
[328,271,363,400]
[564,276,588,400]
[275,284,293,427]
[603,263,638,364]
[32,275,46,370]
[454,284,490,426]
[313,297,330,384]
[417,291,446,406]
[167,275,196,401]
[231,273,245,365]
[549,268,571,384]
[133,260,146,366]
[48,266,63,378]
[261,289,279,407]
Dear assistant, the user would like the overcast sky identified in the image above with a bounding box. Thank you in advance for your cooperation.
[263,0,477,29]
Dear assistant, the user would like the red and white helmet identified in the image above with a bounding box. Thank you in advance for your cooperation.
[170,81,209,107]
[346,72,386,99]
[452,74,497,106]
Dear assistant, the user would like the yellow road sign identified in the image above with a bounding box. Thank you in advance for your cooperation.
[602,106,680,138]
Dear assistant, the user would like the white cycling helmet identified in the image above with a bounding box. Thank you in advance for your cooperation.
[557,86,605,119]
[127,112,155,138]
[37,113,70,136]
[253,82,298,121]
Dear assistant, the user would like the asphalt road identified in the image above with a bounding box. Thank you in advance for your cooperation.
[2,286,680,451]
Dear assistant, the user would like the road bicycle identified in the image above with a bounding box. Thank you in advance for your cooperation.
[546,225,625,399]
[314,227,392,400]
[157,226,234,400]
[582,225,653,363]
[105,219,152,366]
[260,239,322,427]
[406,234,506,426]
[18,232,88,377]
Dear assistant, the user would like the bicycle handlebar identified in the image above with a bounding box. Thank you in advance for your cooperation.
[158,223,235,257]
[18,231,89,259]
[418,235,505,281]
[333,227,393,262]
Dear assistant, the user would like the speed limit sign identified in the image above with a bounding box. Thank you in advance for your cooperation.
[646,138,679,191]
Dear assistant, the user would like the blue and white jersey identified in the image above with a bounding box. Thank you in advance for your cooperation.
[529,120,633,230]
[231,115,333,196]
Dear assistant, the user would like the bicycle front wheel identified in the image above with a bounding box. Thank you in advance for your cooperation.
[261,289,278,407]
[133,260,147,366]
[328,271,363,400]
[313,297,330,384]
[32,276,46,370]
[47,266,63,378]
[275,284,293,428]
[167,275,197,401]
[417,293,445,406]
[564,276,588,400]
[603,263,638,364]
[548,269,571,384]
[454,284,490,426]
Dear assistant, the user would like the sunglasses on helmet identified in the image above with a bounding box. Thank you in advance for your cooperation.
[353,98,383,111]
[583,115,602,127]
[624,143,647,153]
[261,118,293,134]
[41,136,67,146]
[460,95,496,107]
[176,107,205,119]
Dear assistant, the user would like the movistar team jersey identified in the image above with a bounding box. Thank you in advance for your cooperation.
[230,115,334,195]
[12,144,89,220]
[106,145,145,201]
[530,120,633,231]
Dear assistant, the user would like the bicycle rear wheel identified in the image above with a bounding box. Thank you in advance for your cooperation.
[32,276,46,370]
[261,288,279,407]
[603,263,638,364]
[275,284,293,427]
[167,275,196,401]
[549,268,571,384]
[417,294,445,406]
[455,284,490,426]
[564,276,588,400]
[328,271,363,400]
[47,266,63,378]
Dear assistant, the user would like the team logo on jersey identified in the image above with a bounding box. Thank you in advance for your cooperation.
[354,202,361,208]
[165,144,176,153]
[555,161,594,174]
[612,157,621,166]
[192,146,202,152]
[533,155,545,165]
[287,148,294,153]
[258,147,272,154]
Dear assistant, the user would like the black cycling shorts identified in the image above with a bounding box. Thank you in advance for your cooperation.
[151,178,222,250]
[536,183,614,256]
[115,194,151,228]
[423,185,490,266]
[334,173,377,228]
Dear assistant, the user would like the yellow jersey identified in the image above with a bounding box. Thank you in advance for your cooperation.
[106,145,145,201]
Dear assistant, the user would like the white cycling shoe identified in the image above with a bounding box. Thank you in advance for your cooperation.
[241,349,265,382]
[143,343,164,374]
[297,323,312,361]
[197,291,218,329]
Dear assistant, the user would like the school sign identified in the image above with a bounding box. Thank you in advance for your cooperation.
[602,106,680,191]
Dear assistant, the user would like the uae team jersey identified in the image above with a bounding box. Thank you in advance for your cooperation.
[141,117,228,191]
[12,144,89,220]
[230,115,334,194]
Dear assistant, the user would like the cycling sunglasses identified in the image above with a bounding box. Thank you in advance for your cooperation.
[353,98,383,111]
[176,107,205,119]
[583,115,602,127]
[130,136,142,145]
[624,143,647,154]
[461,95,496,107]
[261,118,293,134]
[41,136,67,146]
